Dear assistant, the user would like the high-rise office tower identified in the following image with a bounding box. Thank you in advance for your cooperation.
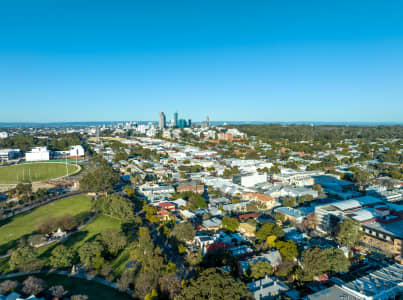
[188,119,192,127]
[96,125,100,142]
[174,111,179,128]
[159,111,166,129]
[206,116,210,127]
[178,119,186,129]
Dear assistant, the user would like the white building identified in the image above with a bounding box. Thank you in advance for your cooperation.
[0,132,8,139]
[272,169,325,187]
[26,146,50,161]
[0,149,20,162]
[69,145,85,157]
[233,172,267,188]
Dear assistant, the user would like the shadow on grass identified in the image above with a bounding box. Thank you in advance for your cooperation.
[0,233,33,256]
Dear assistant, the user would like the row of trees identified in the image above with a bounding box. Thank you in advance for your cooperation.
[93,194,135,222]
[9,227,129,274]
[0,276,87,299]
[79,156,120,192]
[0,133,82,152]
[231,124,403,141]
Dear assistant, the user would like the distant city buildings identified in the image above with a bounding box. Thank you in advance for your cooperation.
[159,112,166,129]
[174,111,178,128]
[158,111,195,129]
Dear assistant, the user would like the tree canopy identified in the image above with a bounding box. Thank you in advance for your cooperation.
[337,218,362,248]
[177,268,253,300]
[222,216,240,232]
[256,223,284,241]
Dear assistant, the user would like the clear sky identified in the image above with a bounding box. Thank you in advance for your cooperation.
[1,0,403,123]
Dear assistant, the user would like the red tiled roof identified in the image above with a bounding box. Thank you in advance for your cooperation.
[206,242,233,252]
[242,192,274,202]
[238,213,259,222]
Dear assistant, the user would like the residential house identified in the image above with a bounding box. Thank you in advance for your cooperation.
[248,276,289,300]
[242,193,280,209]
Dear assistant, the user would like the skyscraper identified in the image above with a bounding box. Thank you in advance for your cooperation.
[206,116,210,128]
[159,112,166,129]
[96,125,100,142]
[174,111,178,128]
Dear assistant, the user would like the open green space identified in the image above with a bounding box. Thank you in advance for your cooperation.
[63,214,122,249]
[0,162,80,184]
[0,195,92,254]
[0,274,132,300]
[40,214,128,276]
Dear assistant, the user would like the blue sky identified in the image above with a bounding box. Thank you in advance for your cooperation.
[1,0,403,122]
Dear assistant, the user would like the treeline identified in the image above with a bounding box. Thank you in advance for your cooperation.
[79,156,120,192]
[231,124,403,141]
[0,133,82,152]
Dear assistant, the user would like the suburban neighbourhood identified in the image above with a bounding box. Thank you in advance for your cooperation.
[0,119,402,299]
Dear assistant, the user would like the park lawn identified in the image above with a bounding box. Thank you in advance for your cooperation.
[38,215,131,276]
[0,195,92,254]
[63,214,122,249]
[0,162,79,184]
[0,274,132,300]
[111,245,135,276]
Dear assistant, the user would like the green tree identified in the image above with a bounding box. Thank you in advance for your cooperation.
[9,246,43,272]
[94,194,134,222]
[301,247,328,281]
[266,235,277,248]
[248,261,273,280]
[256,223,284,241]
[282,196,296,207]
[79,158,120,192]
[78,241,104,268]
[171,222,195,242]
[50,245,75,268]
[324,248,350,273]
[177,268,253,300]
[337,218,362,248]
[98,229,127,256]
[144,289,158,300]
[312,184,322,193]
[143,205,160,223]
[222,216,240,232]
[275,241,298,261]
[186,250,202,266]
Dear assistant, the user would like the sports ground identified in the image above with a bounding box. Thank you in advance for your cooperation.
[0,162,80,184]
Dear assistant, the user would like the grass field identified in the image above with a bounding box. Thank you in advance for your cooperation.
[38,214,127,275]
[63,214,122,249]
[0,274,132,300]
[0,162,80,184]
[0,195,92,254]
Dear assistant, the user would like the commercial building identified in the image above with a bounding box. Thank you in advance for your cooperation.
[174,111,178,128]
[306,263,403,300]
[315,196,383,231]
[159,112,166,129]
[361,216,403,262]
[0,149,21,162]
[69,145,85,157]
[25,146,50,161]
[272,169,325,187]
[233,172,267,188]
